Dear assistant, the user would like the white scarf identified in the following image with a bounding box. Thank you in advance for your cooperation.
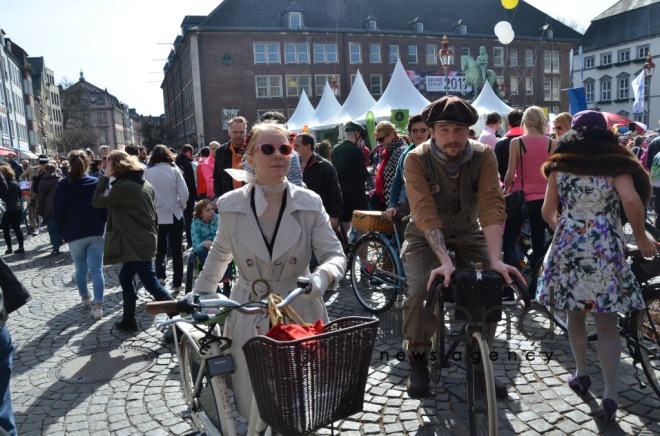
[225,168,288,216]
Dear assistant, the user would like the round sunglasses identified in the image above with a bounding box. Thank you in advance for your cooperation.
[258,143,293,156]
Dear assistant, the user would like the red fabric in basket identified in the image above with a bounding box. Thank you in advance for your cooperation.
[265,319,325,341]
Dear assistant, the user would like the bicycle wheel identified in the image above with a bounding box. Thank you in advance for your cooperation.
[465,331,498,436]
[28,203,40,235]
[179,334,223,432]
[631,286,660,398]
[349,234,402,313]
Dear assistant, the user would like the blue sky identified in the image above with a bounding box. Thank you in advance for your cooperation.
[2,0,619,116]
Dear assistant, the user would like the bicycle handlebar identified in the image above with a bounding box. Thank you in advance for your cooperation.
[146,277,312,316]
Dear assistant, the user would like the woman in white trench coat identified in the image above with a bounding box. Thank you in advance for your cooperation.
[193,122,346,420]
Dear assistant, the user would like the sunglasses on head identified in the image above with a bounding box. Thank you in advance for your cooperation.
[258,143,292,156]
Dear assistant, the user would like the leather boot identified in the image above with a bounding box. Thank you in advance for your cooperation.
[406,352,431,398]
[115,292,138,332]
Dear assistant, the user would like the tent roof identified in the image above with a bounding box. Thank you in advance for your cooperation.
[308,83,342,128]
[314,70,377,130]
[286,90,315,132]
[470,82,513,116]
[354,58,430,123]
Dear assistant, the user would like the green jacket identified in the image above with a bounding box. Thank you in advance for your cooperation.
[92,171,158,265]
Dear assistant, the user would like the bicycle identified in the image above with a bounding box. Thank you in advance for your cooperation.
[22,198,40,236]
[348,212,406,313]
[146,278,379,435]
[425,264,531,436]
[518,247,660,397]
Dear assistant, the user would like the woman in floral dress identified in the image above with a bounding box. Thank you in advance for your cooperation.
[537,110,658,424]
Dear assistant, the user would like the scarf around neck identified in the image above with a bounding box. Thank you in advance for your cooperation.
[542,139,651,203]
[429,139,474,178]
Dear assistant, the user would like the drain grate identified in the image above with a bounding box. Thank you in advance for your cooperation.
[50,346,157,384]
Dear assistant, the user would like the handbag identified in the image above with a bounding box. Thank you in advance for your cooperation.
[504,139,528,218]
[452,263,503,322]
[0,199,5,224]
[1,256,32,314]
[265,294,324,341]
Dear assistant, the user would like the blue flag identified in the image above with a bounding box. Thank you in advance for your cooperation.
[568,88,587,115]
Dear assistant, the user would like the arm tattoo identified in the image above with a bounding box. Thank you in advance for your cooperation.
[423,228,450,263]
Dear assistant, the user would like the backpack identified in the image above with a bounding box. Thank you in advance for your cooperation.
[650,150,660,188]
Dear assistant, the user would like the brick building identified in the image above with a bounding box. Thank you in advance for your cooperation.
[161,0,581,147]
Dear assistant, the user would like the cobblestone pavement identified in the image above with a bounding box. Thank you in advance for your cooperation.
[4,231,660,435]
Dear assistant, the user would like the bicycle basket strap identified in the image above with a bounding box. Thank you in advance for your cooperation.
[453,268,503,322]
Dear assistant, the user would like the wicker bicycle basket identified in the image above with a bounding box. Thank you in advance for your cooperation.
[242,316,379,435]
[351,210,393,233]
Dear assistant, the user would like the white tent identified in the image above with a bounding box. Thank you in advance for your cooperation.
[308,83,342,129]
[286,90,315,132]
[354,58,431,122]
[470,83,513,116]
[314,70,377,130]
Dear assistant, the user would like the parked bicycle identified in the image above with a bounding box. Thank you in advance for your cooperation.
[425,264,531,436]
[22,198,40,236]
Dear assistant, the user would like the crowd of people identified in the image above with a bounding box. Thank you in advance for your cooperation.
[2,97,660,433]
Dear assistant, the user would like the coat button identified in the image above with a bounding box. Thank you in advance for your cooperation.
[290,258,297,264]
[246,259,254,266]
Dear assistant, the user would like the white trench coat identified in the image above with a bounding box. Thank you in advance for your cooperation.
[193,181,346,419]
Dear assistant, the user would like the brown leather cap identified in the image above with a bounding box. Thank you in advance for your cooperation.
[422,96,479,126]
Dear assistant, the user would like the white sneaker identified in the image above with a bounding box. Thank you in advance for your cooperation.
[81,297,91,310]
[91,308,103,320]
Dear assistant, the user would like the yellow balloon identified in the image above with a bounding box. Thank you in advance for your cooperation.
[502,0,518,9]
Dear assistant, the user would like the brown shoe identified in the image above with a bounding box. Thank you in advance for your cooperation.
[406,355,431,398]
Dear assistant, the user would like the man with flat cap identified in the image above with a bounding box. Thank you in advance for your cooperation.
[332,121,370,238]
[401,96,524,399]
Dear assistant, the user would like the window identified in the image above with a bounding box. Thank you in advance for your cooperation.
[426,44,437,65]
[526,77,534,95]
[544,50,559,74]
[99,129,108,144]
[525,50,533,67]
[97,112,106,124]
[286,75,311,97]
[349,43,361,64]
[255,75,282,98]
[289,12,302,29]
[509,49,518,67]
[584,56,595,69]
[367,20,377,30]
[315,75,340,96]
[389,45,399,63]
[544,77,560,100]
[371,75,383,95]
[458,24,467,34]
[408,46,418,64]
[618,49,630,63]
[510,77,519,95]
[254,42,280,64]
[601,53,612,66]
[314,44,337,63]
[284,43,309,64]
[493,47,504,67]
[637,45,650,59]
[461,47,470,57]
[369,44,381,64]
[600,78,611,101]
[618,77,629,99]
[415,22,424,33]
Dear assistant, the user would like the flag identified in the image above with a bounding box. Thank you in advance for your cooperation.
[632,70,646,114]
[578,46,584,83]
[569,48,574,88]
[568,88,587,114]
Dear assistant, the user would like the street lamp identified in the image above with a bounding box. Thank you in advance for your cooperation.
[438,35,454,96]
[643,53,655,127]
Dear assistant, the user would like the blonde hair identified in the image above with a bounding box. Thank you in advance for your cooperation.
[522,106,547,135]
[107,150,143,178]
[553,112,573,132]
[245,123,290,156]
[375,121,396,137]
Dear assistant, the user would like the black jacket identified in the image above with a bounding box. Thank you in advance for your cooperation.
[175,153,198,207]
[213,141,245,198]
[301,152,343,219]
[1,180,22,211]
[494,133,523,183]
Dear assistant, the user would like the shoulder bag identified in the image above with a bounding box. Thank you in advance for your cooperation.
[1,256,32,314]
[504,139,528,219]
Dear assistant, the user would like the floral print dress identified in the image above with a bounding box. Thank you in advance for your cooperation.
[537,172,645,313]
